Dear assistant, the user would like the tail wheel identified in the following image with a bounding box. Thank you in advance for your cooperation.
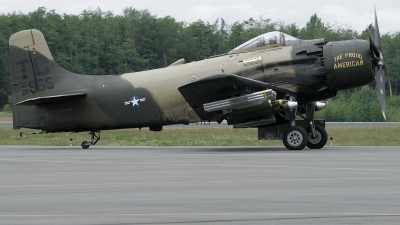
[81,141,90,149]
[307,125,328,149]
[282,125,308,150]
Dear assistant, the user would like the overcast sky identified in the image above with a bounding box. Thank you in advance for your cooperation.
[1,0,399,35]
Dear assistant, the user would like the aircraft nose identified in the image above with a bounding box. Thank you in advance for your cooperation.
[323,40,375,91]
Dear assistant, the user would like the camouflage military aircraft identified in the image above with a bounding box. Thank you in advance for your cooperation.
[9,11,390,150]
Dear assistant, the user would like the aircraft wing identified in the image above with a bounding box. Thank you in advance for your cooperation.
[178,73,294,120]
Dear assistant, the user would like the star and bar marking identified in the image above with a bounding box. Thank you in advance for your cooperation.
[124,96,146,108]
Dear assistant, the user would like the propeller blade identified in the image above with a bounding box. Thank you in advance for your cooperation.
[374,8,381,50]
[383,65,393,97]
[369,33,380,59]
[375,66,386,120]
[373,8,391,120]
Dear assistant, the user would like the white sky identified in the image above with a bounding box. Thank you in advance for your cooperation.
[1,0,399,35]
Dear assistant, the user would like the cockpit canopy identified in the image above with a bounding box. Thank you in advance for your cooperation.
[229,31,299,53]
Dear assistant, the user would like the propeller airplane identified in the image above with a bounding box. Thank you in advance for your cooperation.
[9,9,391,150]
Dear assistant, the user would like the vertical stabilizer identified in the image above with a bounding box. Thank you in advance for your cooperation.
[9,29,74,129]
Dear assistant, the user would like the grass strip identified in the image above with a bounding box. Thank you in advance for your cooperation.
[0,127,399,147]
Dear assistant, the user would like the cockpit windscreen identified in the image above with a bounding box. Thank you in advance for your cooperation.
[232,31,299,51]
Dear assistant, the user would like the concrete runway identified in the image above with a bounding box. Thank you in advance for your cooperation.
[0,146,399,225]
[173,122,400,128]
[0,121,12,127]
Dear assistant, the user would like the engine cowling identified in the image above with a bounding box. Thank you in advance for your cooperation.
[323,40,375,90]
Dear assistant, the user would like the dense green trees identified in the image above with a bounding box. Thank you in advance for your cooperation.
[1,7,399,121]
[314,87,400,122]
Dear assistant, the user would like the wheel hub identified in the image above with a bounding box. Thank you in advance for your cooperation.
[308,131,322,144]
[287,130,303,147]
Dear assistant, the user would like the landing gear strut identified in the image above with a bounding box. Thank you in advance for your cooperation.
[282,96,309,150]
[81,131,100,149]
[304,102,327,149]
[281,99,328,150]
[307,124,327,149]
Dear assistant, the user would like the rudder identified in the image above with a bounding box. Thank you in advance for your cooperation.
[9,29,80,129]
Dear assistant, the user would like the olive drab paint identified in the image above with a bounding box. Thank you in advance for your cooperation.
[9,21,388,150]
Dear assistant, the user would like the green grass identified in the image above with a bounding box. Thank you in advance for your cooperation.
[0,127,399,147]
[324,127,400,146]
[0,112,12,121]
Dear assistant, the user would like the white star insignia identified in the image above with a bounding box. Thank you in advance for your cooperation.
[131,97,139,106]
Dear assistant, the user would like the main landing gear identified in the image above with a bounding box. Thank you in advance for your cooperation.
[282,100,327,150]
[81,131,100,149]
[306,124,327,149]
[283,125,309,150]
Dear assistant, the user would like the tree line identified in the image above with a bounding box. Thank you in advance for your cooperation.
[0,7,399,121]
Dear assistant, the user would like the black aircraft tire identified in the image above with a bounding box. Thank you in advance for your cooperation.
[307,125,328,149]
[81,141,90,149]
[282,125,308,150]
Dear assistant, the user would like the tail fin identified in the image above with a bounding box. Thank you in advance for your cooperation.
[9,29,85,129]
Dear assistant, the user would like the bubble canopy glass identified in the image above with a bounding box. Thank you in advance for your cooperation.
[232,31,299,51]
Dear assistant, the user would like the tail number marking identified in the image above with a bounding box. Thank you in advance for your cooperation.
[21,77,54,95]
[15,59,29,80]
[33,55,50,76]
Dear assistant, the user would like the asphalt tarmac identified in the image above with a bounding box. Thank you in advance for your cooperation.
[0,146,399,225]
[173,122,400,128]
[0,121,12,127]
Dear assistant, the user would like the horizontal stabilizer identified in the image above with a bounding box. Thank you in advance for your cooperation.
[16,92,86,105]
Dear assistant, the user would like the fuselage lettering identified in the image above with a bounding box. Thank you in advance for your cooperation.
[334,60,364,69]
[33,55,50,76]
[244,56,262,66]
[15,59,29,80]
[333,52,364,70]
[21,77,54,95]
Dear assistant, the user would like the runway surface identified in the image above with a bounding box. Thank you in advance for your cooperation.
[0,146,399,224]
[172,122,400,128]
[0,121,12,127]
